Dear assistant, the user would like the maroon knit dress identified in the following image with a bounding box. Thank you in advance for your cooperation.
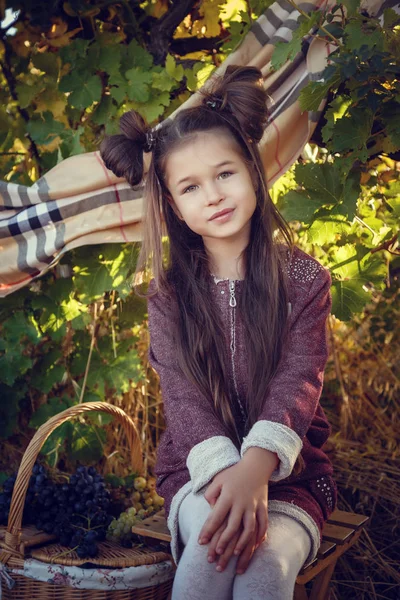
[147,246,337,567]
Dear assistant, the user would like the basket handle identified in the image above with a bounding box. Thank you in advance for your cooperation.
[3,402,143,556]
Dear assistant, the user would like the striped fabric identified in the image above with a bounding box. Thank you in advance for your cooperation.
[0,0,386,297]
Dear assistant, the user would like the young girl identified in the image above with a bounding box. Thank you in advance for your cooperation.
[101,65,337,600]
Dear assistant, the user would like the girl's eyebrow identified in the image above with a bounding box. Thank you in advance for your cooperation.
[175,160,236,187]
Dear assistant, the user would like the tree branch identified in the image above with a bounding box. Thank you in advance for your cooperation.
[170,33,229,55]
[0,39,42,177]
[148,0,198,64]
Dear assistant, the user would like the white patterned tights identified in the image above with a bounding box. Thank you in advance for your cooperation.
[171,491,311,600]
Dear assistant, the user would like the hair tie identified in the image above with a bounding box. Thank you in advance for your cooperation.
[204,95,227,111]
[144,129,156,152]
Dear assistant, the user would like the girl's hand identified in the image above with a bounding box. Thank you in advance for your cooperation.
[198,448,277,557]
[206,510,266,574]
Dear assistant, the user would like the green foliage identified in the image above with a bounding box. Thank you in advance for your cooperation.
[271,1,399,320]
[0,0,399,465]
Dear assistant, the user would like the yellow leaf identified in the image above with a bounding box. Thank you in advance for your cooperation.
[42,27,83,48]
[35,87,68,118]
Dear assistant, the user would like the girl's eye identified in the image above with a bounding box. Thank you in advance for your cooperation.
[219,171,233,179]
[183,184,197,194]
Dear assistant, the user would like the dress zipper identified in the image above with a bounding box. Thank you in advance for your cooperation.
[229,281,246,426]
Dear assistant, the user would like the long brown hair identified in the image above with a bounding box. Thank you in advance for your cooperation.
[100,66,296,454]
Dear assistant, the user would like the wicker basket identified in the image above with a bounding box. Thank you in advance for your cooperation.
[0,402,175,599]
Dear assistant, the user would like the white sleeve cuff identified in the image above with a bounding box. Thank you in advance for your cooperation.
[240,420,303,481]
[187,436,241,493]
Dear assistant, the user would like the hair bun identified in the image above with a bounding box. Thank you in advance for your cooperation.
[205,65,268,144]
[100,110,149,186]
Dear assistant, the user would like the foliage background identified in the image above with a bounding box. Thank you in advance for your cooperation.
[0,0,399,597]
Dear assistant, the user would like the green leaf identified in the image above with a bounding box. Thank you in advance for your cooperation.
[299,72,341,112]
[2,313,39,345]
[32,52,60,77]
[0,351,32,386]
[125,68,153,103]
[321,95,352,143]
[73,245,133,302]
[68,422,106,463]
[136,91,171,123]
[271,11,322,71]
[306,210,351,245]
[29,397,71,428]
[330,108,374,155]
[0,384,26,438]
[152,70,176,92]
[87,350,142,396]
[279,190,325,223]
[15,82,44,109]
[61,126,85,158]
[69,75,103,109]
[342,0,360,17]
[340,171,360,219]
[383,7,400,27]
[165,54,184,82]
[30,358,66,394]
[295,163,343,205]
[124,40,153,71]
[271,38,302,71]
[109,72,128,104]
[331,279,371,320]
[329,245,387,319]
[26,111,65,146]
[344,21,385,52]
[92,95,118,125]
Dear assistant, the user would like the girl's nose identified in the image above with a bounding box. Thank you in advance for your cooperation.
[205,183,224,205]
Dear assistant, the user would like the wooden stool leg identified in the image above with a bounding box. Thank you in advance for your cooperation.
[294,583,309,600]
[309,559,337,600]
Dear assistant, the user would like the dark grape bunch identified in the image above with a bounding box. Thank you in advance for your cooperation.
[0,463,113,559]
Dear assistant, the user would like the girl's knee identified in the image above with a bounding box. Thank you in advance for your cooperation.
[179,491,213,545]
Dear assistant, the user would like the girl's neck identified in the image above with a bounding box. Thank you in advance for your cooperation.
[203,236,247,281]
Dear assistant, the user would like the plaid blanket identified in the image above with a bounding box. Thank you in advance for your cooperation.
[0,0,386,297]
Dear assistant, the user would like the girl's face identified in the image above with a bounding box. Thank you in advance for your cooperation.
[164,130,257,247]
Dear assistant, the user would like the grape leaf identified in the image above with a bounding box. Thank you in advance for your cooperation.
[271,11,322,71]
[344,21,385,51]
[330,108,374,155]
[32,52,60,77]
[136,91,171,123]
[26,111,65,146]
[0,384,27,438]
[295,163,343,204]
[69,422,106,463]
[165,54,184,82]
[331,279,371,320]
[306,210,351,245]
[15,82,44,109]
[29,397,71,428]
[279,190,325,223]
[299,71,341,112]
[68,75,103,109]
[125,68,153,103]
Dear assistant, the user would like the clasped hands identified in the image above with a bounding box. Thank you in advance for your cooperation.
[197,447,279,575]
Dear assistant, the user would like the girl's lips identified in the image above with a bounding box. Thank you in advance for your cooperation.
[209,208,235,222]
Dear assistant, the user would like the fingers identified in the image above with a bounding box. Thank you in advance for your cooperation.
[215,530,241,572]
[231,510,257,557]
[206,520,229,564]
[198,496,230,545]
[255,505,268,546]
[236,525,258,575]
[211,508,243,556]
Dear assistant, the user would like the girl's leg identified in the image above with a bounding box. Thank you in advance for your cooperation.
[232,512,312,600]
[172,491,237,600]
